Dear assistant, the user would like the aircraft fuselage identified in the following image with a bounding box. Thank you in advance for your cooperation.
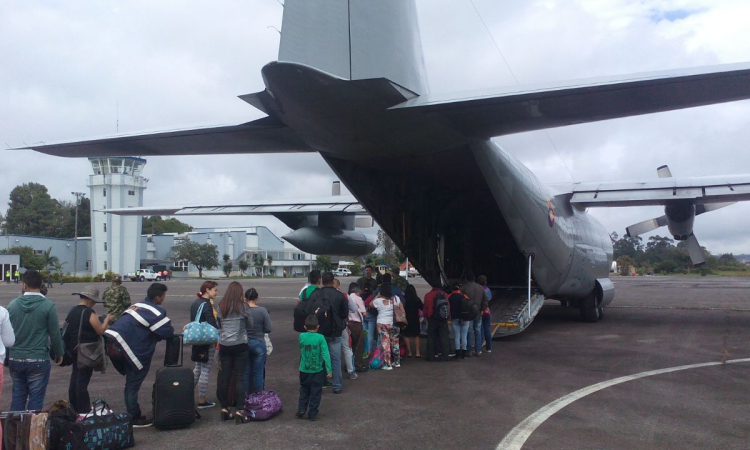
[259,62,614,307]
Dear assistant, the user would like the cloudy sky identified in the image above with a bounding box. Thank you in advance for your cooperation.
[2,0,750,254]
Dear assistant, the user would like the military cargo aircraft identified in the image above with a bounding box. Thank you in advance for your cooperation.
[18,1,750,330]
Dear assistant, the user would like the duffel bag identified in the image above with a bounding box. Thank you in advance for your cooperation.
[56,401,134,450]
[183,302,219,345]
[243,390,282,421]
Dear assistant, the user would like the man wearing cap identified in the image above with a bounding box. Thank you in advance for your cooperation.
[65,286,113,413]
[7,270,65,411]
[390,266,409,292]
[102,275,131,320]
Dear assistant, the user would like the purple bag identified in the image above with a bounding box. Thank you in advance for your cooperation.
[243,390,283,421]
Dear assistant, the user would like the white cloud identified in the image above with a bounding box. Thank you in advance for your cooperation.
[1,0,749,254]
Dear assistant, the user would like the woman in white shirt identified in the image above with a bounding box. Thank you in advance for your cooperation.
[372,284,401,370]
[0,305,16,444]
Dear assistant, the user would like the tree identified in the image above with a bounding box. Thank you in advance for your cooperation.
[613,235,643,260]
[0,246,45,269]
[39,247,60,271]
[142,216,193,234]
[0,211,5,234]
[167,240,219,278]
[377,230,396,266]
[253,254,265,277]
[59,198,91,238]
[315,255,333,271]
[53,261,67,280]
[616,256,636,276]
[5,183,64,237]
[222,254,233,278]
[238,259,249,275]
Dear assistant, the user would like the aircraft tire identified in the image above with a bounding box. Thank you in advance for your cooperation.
[579,293,602,322]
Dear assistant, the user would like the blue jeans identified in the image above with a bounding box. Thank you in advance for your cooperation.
[364,315,377,355]
[482,313,493,350]
[9,360,51,411]
[124,360,151,419]
[451,320,471,351]
[245,339,267,393]
[467,316,483,353]
[325,336,342,390]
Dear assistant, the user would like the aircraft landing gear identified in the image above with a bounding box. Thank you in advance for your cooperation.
[579,292,603,322]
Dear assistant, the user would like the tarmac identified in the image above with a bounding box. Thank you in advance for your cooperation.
[1,275,749,450]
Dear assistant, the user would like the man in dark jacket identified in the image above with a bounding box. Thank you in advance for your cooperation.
[306,272,348,393]
[424,286,450,362]
[462,270,489,356]
[7,270,64,411]
[105,283,174,427]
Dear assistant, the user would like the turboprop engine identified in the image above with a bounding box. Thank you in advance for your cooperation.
[283,226,376,256]
[625,165,733,266]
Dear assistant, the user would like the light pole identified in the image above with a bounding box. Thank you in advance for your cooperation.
[72,192,86,275]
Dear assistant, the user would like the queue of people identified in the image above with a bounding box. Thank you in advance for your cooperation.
[0,266,492,431]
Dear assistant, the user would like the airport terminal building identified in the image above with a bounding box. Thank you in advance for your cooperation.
[1,227,314,279]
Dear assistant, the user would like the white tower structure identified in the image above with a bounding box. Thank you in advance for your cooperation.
[87,157,148,276]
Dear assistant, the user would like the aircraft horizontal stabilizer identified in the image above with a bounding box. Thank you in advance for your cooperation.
[565,174,750,208]
[102,195,366,217]
[12,116,311,157]
[392,62,750,139]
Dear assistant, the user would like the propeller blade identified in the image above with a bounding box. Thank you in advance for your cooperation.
[626,215,668,237]
[695,202,736,215]
[657,165,673,178]
[684,234,706,266]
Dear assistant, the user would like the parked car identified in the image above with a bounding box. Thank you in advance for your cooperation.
[333,268,352,277]
[125,268,162,282]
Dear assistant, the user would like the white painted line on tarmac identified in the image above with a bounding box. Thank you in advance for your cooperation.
[609,305,750,311]
[497,357,750,450]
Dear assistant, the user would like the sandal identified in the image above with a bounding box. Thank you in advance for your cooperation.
[235,411,249,424]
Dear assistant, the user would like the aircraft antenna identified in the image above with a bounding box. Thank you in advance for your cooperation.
[468,0,576,182]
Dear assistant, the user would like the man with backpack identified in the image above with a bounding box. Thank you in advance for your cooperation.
[305,272,348,393]
[462,270,489,357]
[299,270,321,304]
[424,286,450,362]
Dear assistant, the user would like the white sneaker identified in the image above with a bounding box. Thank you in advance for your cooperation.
[382,365,393,371]
[486,350,492,353]
[393,363,401,368]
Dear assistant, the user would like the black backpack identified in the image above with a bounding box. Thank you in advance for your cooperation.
[432,293,449,321]
[294,287,318,332]
[305,295,333,337]
[293,301,309,333]
[460,294,479,320]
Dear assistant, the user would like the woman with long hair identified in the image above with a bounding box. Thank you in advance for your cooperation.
[402,285,424,358]
[217,281,253,423]
[191,281,219,409]
[243,287,272,394]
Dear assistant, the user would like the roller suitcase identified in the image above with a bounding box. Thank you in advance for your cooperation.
[153,335,196,430]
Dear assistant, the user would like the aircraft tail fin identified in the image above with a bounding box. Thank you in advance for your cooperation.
[278,0,429,95]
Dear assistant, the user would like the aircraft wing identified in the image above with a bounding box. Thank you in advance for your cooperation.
[14,116,311,157]
[555,174,750,208]
[392,62,750,138]
[104,195,367,216]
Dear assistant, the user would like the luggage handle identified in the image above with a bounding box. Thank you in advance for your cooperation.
[164,334,184,368]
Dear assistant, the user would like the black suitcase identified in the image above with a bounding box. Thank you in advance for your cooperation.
[153,335,196,430]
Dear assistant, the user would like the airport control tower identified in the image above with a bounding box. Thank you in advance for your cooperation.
[87,157,147,276]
